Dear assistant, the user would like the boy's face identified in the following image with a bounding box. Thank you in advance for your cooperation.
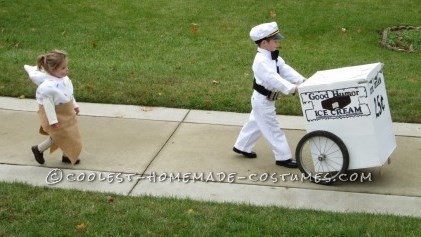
[261,38,280,52]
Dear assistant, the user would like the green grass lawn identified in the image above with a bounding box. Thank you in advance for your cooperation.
[0,0,420,122]
[1,182,420,236]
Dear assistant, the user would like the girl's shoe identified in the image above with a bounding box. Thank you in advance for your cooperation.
[62,156,80,165]
[31,146,45,164]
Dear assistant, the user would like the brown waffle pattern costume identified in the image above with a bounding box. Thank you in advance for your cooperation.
[38,102,82,164]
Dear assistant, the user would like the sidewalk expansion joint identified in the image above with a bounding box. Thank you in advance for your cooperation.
[127,109,192,195]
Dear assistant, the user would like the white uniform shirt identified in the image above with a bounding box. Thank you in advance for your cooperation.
[24,65,78,125]
[253,48,305,94]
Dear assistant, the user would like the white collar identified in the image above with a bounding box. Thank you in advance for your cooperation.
[257,47,272,58]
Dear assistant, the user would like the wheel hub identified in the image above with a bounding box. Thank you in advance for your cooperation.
[318,154,327,161]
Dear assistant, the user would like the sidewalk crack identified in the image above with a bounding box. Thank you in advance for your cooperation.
[127,109,191,195]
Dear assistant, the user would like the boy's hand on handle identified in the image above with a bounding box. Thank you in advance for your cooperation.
[292,85,299,96]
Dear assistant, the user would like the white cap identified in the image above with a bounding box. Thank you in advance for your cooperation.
[249,22,284,42]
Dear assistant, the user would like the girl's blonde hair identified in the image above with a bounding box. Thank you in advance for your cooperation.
[36,49,67,74]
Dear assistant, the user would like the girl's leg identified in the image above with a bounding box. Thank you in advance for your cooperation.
[31,137,54,164]
[38,137,54,152]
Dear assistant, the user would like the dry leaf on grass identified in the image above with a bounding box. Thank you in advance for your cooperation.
[107,195,115,203]
[129,71,137,78]
[85,83,94,91]
[203,99,211,107]
[88,38,97,48]
[75,223,87,232]
[410,76,417,83]
[191,23,198,35]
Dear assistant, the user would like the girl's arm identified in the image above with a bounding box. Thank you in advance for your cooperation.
[42,96,59,126]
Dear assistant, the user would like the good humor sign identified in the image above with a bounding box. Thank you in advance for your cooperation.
[300,68,389,122]
[300,86,371,122]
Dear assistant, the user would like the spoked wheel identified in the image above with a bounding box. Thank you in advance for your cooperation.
[295,131,349,185]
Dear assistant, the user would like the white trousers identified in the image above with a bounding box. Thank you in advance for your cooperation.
[234,91,292,161]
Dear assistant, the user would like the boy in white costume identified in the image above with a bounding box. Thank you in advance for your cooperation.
[233,22,305,168]
[24,50,82,165]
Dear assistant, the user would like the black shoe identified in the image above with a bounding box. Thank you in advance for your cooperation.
[276,159,298,168]
[233,147,257,158]
[31,146,45,164]
[62,156,80,165]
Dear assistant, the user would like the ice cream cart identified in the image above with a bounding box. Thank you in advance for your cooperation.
[296,62,396,184]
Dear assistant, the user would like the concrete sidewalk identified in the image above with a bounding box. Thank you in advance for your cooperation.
[0,96,420,217]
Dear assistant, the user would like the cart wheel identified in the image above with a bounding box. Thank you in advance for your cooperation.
[295,130,349,185]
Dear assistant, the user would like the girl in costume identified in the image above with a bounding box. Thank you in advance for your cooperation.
[24,49,82,165]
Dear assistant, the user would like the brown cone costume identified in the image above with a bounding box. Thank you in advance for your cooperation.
[37,101,82,164]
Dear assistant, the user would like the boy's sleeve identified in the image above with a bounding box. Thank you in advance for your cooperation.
[277,59,305,85]
[254,60,296,94]
[23,65,46,86]
[41,96,58,125]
